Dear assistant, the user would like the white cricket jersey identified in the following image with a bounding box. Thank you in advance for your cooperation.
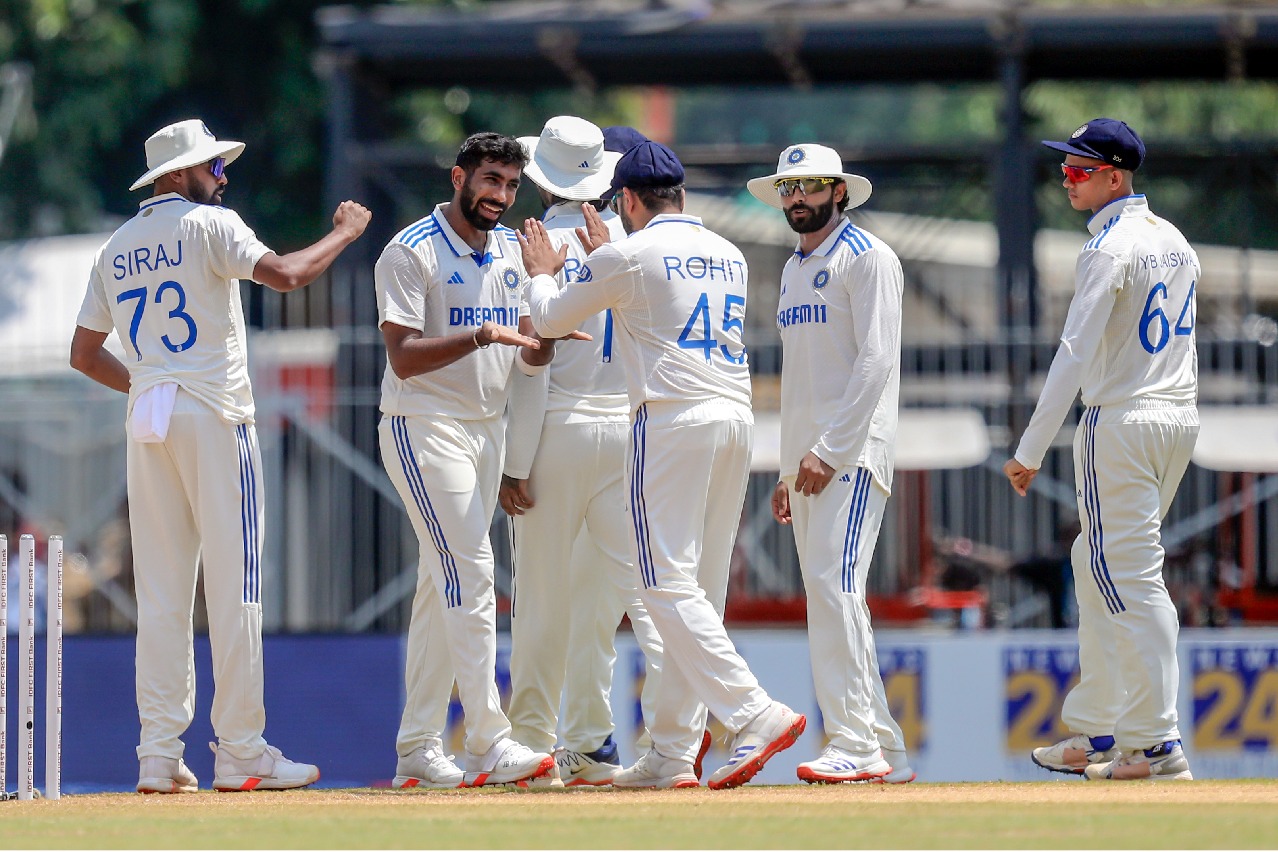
[1016,194,1200,468]
[376,203,528,421]
[540,202,629,420]
[776,217,902,491]
[76,192,272,424]
[528,213,752,413]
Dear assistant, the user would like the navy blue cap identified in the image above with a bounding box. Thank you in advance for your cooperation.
[609,141,684,194]
[1042,118,1145,171]
[602,126,648,155]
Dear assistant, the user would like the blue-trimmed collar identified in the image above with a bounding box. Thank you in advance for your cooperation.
[644,213,703,230]
[139,192,187,212]
[433,202,510,266]
[794,215,852,260]
[1087,194,1148,236]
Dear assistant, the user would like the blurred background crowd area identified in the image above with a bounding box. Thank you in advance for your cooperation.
[1,0,1277,635]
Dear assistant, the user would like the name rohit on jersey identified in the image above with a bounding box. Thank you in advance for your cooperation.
[777,303,828,329]
[1139,252,1193,270]
[449,306,519,327]
[661,256,746,283]
[113,241,183,279]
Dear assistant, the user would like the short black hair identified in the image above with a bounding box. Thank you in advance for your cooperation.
[456,132,528,174]
[632,184,684,210]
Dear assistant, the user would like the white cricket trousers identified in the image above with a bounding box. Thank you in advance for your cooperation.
[1061,401,1197,751]
[380,413,510,759]
[629,400,770,762]
[129,389,268,761]
[508,418,664,754]
[786,468,907,756]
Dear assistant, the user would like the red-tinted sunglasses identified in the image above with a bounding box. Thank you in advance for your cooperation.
[1061,163,1113,183]
[209,157,226,179]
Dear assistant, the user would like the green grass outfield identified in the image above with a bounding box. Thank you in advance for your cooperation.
[2,781,1276,849]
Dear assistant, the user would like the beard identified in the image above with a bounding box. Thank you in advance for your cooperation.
[618,204,637,235]
[459,181,505,231]
[784,196,837,234]
[186,172,222,206]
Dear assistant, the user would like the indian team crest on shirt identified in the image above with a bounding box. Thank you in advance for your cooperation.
[1071,123,1088,139]
[812,269,830,290]
[787,147,806,165]
[502,268,520,290]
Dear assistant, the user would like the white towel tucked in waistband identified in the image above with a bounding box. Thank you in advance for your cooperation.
[132,382,179,443]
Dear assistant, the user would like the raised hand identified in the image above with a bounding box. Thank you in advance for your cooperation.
[333,200,371,239]
[518,218,568,278]
[577,201,614,254]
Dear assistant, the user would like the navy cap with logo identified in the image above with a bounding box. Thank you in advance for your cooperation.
[609,140,685,194]
[602,126,649,155]
[1042,118,1146,171]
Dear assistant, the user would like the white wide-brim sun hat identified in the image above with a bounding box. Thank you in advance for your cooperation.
[129,119,245,192]
[746,143,872,210]
[519,115,622,202]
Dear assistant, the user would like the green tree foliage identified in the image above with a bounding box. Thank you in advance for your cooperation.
[0,0,381,246]
[0,0,198,238]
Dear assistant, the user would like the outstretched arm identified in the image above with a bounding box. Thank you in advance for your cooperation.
[253,200,372,292]
[381,320,540,381]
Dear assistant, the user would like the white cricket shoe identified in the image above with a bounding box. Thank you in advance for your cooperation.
[1084,740,1193,781]
[393,742,465,789]
[463,737,553,787]
[796,744,891,784]
[613,749,699,789]
[707,701,806,790]
[209,742,319,791]
[557,740,622,787]
[137,756,199,794]
[878,747,917,784]
[1031,733,1118,775]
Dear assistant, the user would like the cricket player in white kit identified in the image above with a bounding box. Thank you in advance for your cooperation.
[520,141,805,790]
[1004,119,1198,781]
[70,118,371,792]
[502,118,666,786]
[750,144,915,784]
[375,132,562,789]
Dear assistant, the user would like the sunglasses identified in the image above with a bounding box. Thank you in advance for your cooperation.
[1060,163,1113,183]
[608,191,624,214]
[209,157,226,179]
[775,177,836,197]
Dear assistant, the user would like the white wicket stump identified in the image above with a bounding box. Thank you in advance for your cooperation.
[46,536,62,800]
[0,534,63,801]
[1,535,7,797]
[18,535,34,800]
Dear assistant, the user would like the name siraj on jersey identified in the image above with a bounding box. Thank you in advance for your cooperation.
[113,241,183,280]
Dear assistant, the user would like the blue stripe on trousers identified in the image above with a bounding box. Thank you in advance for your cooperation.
[391,416,461,608]
[235,425,260,604]
[841,469,872,594]
[629,405,656,589]
[1083,407,1125,614]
